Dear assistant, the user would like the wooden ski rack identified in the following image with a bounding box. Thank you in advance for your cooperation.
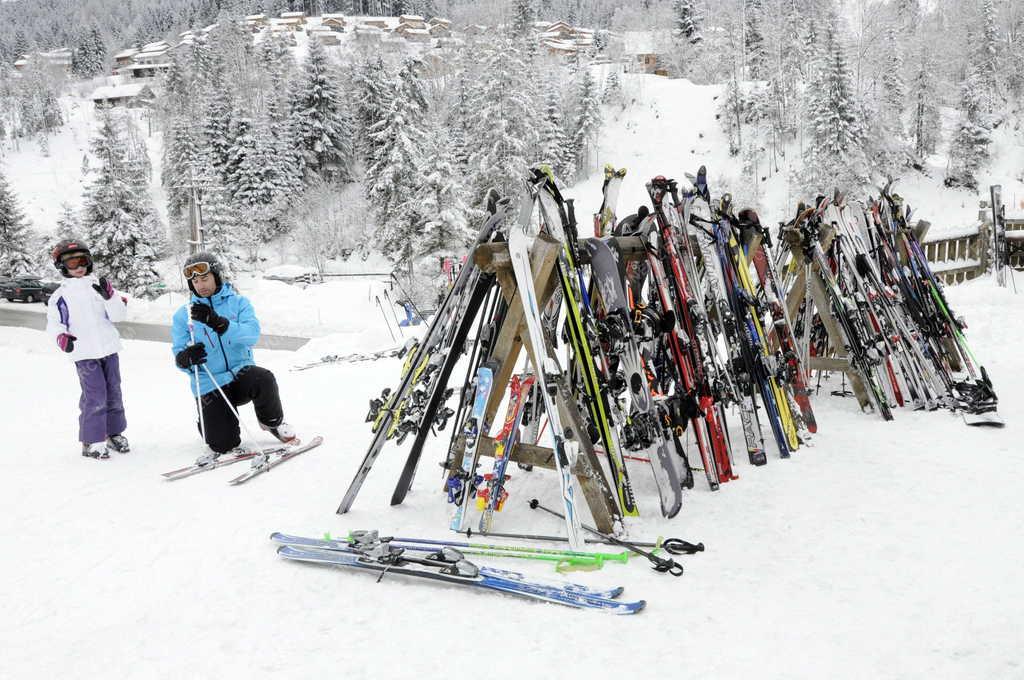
[446,234,646,533]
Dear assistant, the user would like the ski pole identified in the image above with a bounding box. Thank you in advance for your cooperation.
[457,528,704,556]
[335,533,607,571]
[187,310,206,443]
[377,534,631,565]
[529,499,692,576]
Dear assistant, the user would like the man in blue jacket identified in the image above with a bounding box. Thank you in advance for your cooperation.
[171,252,296,455]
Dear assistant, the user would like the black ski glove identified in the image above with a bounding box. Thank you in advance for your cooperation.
[175,343,208,369]
[190,303,229,335]
[92,277,114,300]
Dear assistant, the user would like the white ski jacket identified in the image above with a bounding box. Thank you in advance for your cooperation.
[45,275,128,361]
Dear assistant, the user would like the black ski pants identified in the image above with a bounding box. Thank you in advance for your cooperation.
[197,365,284,453]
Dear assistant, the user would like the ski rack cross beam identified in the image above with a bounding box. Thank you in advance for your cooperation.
[451,233,647,533]
[775,222,871,410]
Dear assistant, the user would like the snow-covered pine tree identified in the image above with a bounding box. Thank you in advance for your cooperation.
[744,0,766,80]
[0,168,36,276]
[909,45,940,158]
[540,82,573,182]
[976,0,1000,113]
[879,28,905,138]
[291,36,355,181]
[162,115,203,221]
[570,66,601,179]
[352,56,395,175]
[72,26,106,78]
[602,68,624,108]
[720,75,744,156]
[466,38,538,204]
[802,13,865,191]
[80,113,163,297]
[56,202,79,235]
[196,154,244,277]
[413,129,473,265]
[225,114,294,251]
[673,0,703,44]
[366,59,428,267]
[512,0,535,38]
[946,72,991,190]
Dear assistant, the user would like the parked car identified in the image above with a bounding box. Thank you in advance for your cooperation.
[1,277,60,304]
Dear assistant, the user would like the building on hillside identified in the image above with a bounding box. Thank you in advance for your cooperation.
[244,14,269,31]
[322,14,347,31]
[268,25,299,44]
[90,83,155,109]
[397,15,427,29]
[463,24,489,36]
[134,41,169,64]
[113,47,140,68]
[622,31,660,74]
[13,48,72,74]
[360,19,390,30]
[541,39,577,58]
[354,25,384,43]
[280,11,307,23]
[541,21,574,39]
[427,17,451,28]
[395,24,431,43]
[307,26,341,46]
[428,22,450,37]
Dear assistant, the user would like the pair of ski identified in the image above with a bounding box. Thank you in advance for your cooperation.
[271,532,644,614]
[290,338,418,371]
[162,436,323,484]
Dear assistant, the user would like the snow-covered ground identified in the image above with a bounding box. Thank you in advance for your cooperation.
[2,274,1020,678]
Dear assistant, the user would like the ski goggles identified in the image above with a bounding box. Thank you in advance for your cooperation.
[61,253,90,270]
[183,261,212,280]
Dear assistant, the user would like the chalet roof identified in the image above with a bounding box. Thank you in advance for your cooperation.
[399,27,430,36]
[280,11,306,18]
[113,47,140,60]
[542,39,577,53]
[244,14,266,21]
[90,84,154,100]
[118,63,171,71]
[427,17,450,25]
[141,41,168,51]
[398,14,424,22]
[322,13,346,19]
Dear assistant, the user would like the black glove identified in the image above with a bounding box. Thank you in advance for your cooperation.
[190,303,229,335]
[92,277,114,300]
[175,343,208,369]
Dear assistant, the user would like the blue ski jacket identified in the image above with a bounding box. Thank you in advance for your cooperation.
[171,282,260,396]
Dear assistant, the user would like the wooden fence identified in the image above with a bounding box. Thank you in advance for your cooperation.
[922,217,1024,285]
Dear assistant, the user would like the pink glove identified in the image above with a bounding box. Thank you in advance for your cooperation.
[57,333,76,353]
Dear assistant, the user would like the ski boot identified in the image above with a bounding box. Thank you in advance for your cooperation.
[261,421,298,445]
[106,434,130,454]
[82,442,109,459]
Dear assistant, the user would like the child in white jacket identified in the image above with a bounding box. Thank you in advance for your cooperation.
[45,239,130,459]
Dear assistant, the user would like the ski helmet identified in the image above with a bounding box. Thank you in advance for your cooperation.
[52,239,93,277]
[182,251,224,295]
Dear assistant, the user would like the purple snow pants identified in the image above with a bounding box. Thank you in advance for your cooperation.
[75,353,127,445]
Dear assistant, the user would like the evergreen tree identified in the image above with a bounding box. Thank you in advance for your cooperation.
[512,0,535,38]
[466,39,538,203]
[879,28,905,138]
[80,113,163,296]
[413,131,472,264]
[352,57,394,172]
[162,115,203,221]
[909,45,940,158]
[976,0,1000,113]
[802,14,865,190]
[602,68,623,107]
[366,59,428,266]
[720,76,744,156]
[570,67,601,178]
[672,0,702,44]
[744,0,766,80]
[946,72,991,190]
[72,25,106,78]
[56,202,79,235]
[0,168,36,276]
[540,83,572,181]
[291,37,355,181]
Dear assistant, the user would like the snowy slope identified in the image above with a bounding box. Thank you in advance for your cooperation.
[2,274,1021,679]
[573,74,1024,239]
